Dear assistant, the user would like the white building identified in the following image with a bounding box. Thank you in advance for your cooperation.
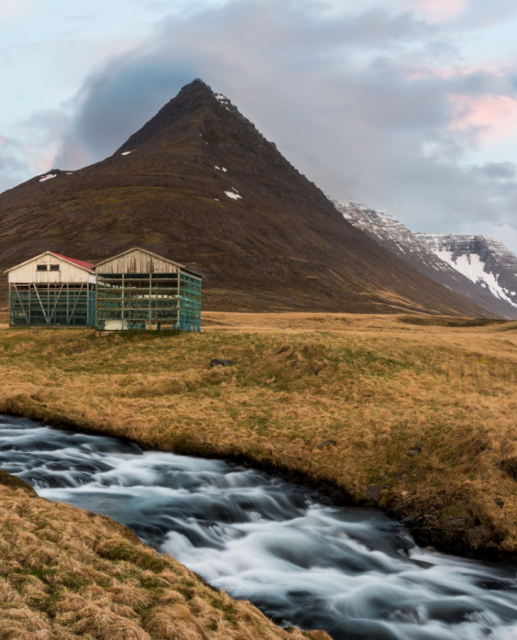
[5,252,96,327]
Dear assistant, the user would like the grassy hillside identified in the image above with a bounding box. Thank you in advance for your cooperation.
[1,313,517,562]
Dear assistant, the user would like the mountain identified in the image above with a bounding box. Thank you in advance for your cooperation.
[0,79,489,316]
[416,234,517,314]
[335,202,517,319]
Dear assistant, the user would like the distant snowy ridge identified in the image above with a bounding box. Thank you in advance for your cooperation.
[335,201,517,319]
[335,202,461,278]
[417,234,517,310]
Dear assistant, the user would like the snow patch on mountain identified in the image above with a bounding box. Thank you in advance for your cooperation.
[225,190,242,200]
[417,234,517,309]
[334,201,517,319]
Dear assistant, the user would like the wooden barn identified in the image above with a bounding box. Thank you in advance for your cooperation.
[5,252,96,327]
[94,248,202,332]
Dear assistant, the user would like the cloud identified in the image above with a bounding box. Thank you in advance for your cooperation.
[409,0,468,22]
[473,162,516,180]
[54,1,448,168]
[56,57,197,168]
[0,1,34,24]
[0,137,29,192]
[454,0,517,30]
[0,109,70,191]
[404,0,517,28]
[450,94,517,143]
[3,0,517,250]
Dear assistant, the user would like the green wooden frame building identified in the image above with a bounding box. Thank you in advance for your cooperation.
[94,248,202,332]
[5,248,202,332]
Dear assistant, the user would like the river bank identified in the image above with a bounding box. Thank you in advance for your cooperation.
[0,425,329,640]
[1,312,517,560]
[3,414,517,640]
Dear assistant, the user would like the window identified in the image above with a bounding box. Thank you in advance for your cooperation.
[37,265,48,271]
[50,264,60,271]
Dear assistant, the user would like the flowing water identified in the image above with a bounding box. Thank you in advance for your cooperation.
[1,414,517,640]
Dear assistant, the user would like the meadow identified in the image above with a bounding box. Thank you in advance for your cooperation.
[1,311,517,560]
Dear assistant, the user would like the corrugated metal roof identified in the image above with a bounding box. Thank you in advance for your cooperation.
[51,253,95,273]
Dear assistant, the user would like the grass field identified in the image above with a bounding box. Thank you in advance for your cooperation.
[1,312,517,563]
[0,470,329,640]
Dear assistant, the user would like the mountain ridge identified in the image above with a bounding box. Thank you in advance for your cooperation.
[417,233,517,313]
[0,79,490,317]
[335,202,517,319]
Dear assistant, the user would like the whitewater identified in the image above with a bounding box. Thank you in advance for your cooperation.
[1,414,517,640]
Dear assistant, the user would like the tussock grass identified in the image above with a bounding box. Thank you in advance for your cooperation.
[0,482,328,639]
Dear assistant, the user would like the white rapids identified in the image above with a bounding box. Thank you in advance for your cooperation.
[1,415,517,640]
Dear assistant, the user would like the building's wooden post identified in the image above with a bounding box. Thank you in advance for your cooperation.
[13,284,29,325]
[8,283,12,327]
[32,285,49,324]
[121,274,125,322]
[149,272,152,329]
[49,284,64,324]
[177,268,181,330]
[94,277,99,329]
[69,283,84,323]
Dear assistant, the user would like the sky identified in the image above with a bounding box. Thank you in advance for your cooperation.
[1,0,517,249]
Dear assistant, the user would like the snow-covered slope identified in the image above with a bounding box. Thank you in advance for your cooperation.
[337,203,460,276]
[417,234,517,311]
[334,202,517,319]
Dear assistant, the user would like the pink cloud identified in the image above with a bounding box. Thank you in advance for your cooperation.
[450,94,517,143]
[405,0,468,21]
[0,1,34,24]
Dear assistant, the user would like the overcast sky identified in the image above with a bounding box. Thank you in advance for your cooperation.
[1,0,517,249]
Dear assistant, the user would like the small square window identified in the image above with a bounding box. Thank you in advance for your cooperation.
[50,264,60,271]
[37,265,48,271]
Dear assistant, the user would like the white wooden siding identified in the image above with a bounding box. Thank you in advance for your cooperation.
[8,255,94,284]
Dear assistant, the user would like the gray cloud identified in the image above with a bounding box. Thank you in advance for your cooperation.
[56,59,198,167]
[4,0,517,249]
[473,162,517,180]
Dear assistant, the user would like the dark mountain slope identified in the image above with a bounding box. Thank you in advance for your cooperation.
[0,80,489,315]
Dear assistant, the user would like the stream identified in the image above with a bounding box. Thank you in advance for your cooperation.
[1,414,517,640]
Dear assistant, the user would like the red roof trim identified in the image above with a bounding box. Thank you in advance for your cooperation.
[51,253,95,273]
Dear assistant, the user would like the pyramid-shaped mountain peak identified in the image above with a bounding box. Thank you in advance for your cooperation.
[178,78,215,97]
[117,79,239,154]
[0,82,490,317]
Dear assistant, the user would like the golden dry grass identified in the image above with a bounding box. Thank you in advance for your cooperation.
[0,475,329,639]
[1,311,517,563]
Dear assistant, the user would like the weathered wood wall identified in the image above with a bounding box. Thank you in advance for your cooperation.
[7,255,95,285]
[95,249,181,275]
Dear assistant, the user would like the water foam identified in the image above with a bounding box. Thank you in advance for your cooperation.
[1,415,516,640]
